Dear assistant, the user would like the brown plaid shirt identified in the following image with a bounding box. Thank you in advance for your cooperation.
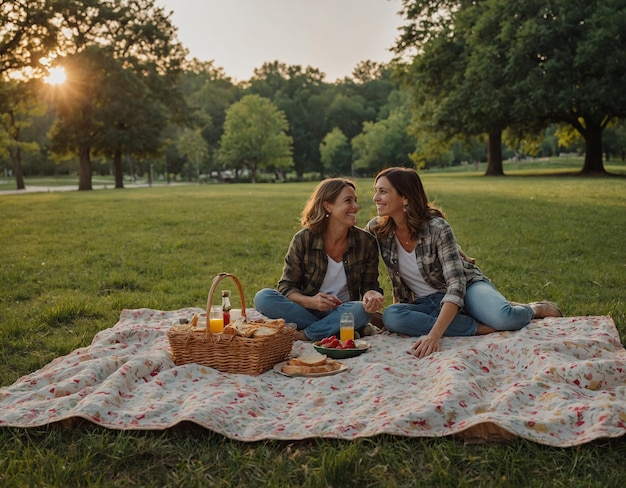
[276,227,383,300]
[366,216,487,307]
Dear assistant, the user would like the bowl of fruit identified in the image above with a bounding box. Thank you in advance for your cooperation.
[313,336,370,359]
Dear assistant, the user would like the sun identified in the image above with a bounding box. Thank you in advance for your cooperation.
[45,67,67,85]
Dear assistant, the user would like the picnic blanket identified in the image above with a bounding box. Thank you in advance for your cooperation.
[1,308,625,447]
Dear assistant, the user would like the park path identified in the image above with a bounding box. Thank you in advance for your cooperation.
[0,182,187,195]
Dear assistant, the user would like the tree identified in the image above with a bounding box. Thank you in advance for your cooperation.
[325,93,375,143]
[219,94,293,182]
[180,59,239,169]
[0,80,45,189]
[0,0,56,76]
[603,120,626,161]
[395,0,512,175]
[396,0,626,175]
[351,60,387,83]
[352,107,416,174]
[350,61,397,118]
[47,47,115,190]
[247,62,328,178]
[177,128,208,182]
[497,0,626,174]
[319,128,350,177]
[47,0,186,190]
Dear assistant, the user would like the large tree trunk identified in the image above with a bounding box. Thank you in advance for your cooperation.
[78,144,93,191]
[484,129,504,176]
[113,147,124,189]
[7,121,25,190]
[10,146,25,190]
[580,121,607,175]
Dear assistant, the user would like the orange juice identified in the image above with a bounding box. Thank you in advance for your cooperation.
[209,317,224,333]
[340,312,354,342]
[340,325,354,342]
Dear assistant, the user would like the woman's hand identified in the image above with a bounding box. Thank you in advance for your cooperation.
[409,301,459,358]
[362,290,384,313]
[309,292,342,311]
[410,335,440,358]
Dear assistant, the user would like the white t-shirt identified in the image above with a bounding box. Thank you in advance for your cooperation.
[395,236,439,298]
[319,255,350,303]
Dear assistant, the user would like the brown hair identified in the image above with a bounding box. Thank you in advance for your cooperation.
[372,167,444,240]
[301,178,356,233]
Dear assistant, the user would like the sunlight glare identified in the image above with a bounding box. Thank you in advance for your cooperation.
[45,67,67,85]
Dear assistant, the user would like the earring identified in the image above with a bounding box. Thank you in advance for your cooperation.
[325,213,330,218]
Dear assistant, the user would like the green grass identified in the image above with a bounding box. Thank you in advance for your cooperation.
[1,168,625,487]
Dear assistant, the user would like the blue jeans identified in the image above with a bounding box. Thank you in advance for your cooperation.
[254,288,371,341]
[382,280,533,337]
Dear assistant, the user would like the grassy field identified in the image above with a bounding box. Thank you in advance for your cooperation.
[1,166,625,487]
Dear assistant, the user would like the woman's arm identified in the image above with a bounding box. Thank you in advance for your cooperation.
[410,301,459,358]
[356,229,385,312]
[410,220,467,358]
[286,290,339,311]
[432,219,467,308]
[277,231,307,297]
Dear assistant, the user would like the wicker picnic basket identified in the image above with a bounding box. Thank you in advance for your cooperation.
[167,272,295,375]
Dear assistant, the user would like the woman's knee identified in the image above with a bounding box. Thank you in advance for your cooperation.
[382,306,403,332]
[253,288,279,310]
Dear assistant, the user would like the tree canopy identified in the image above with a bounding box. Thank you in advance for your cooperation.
[395,0,626,175]
[2,0,626,187]
[219,94,293,183]
[47,0,186,189]
[0,0,56,76]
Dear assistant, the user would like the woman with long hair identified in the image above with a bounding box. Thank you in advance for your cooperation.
[255,178,384,341]
[366,167,562,358]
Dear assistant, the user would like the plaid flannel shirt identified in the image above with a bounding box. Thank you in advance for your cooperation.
[365,216,486,308]
[276,227,383,300]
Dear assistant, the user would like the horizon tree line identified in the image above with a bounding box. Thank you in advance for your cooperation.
[1,0,626,190]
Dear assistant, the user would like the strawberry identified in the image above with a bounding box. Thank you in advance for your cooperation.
[329,339,341,349]
[344,339,356,349]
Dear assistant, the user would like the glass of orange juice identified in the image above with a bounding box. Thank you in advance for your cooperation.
[209,305,224,333]
[339,312,354,342]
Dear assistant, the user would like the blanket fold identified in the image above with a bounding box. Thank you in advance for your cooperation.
[1,308,625,447]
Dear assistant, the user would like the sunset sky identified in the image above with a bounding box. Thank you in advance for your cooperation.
[155,0,404,82]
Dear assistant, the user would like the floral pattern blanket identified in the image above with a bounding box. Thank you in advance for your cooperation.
[1,308,625,447]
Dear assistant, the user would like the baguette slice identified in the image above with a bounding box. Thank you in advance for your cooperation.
[260,318,286,329]
[253,326,279,337]
[281,364,310,375]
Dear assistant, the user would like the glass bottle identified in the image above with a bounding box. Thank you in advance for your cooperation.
[221,290,232,325]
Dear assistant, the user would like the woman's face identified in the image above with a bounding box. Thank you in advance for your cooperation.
[373,176,405,219]
[325,186,359,228]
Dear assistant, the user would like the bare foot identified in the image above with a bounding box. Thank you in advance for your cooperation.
[293,330,309,341]
[476,323,497,335]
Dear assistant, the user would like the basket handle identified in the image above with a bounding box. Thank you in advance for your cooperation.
[205,273,247,338]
